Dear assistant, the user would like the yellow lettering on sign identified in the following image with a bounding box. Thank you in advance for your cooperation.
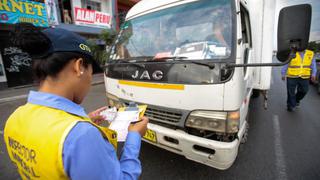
[19,17,35,23]
[10,0,23,13]
[0,0,45,17]
[33,4,44,16]
[0,0,10,11]
[24,2,35,15]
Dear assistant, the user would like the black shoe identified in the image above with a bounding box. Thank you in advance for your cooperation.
[287,107,294,112]
[296,102,300,107]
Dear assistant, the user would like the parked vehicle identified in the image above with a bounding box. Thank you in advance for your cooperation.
[104,0,311,169]
[316,55,320,94]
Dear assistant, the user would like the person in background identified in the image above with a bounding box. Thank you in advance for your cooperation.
[4,23,148,180]
[205,6,231,48]
[281,49,317,112]
[205,21,229,47]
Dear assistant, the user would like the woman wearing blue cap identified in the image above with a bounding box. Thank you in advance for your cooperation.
[3,23,148,180]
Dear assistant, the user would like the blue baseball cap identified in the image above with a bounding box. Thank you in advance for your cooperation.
[42,28,93,57]
[41,28,101,72]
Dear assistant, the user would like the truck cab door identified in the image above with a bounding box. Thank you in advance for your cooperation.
[237,2,253,126]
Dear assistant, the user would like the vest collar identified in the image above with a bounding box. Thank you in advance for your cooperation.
[27,91,88,118]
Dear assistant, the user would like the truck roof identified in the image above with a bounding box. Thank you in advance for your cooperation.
[126,0,195,20]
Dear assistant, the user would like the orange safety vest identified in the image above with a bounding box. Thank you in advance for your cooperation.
[4,103,117,180]
[286,50,314,79]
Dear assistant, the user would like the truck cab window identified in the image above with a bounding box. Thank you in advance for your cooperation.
[240,4,252,76]
[240,5,252,47]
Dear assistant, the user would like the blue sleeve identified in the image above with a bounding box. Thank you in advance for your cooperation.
[281,64,288,77]
[311,56,317,77]
[63,122,142,180]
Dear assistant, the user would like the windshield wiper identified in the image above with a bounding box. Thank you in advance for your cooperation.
[128,56,154,60]
[107,56,215,69]
[107,56,154,62]
[188,60,215,69]
[108,59,146,68]
[152,56,215,69]
[153,56,188,61]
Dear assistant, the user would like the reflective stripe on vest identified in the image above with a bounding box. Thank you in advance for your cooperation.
[286,50,314,79]
[4,103,117,180]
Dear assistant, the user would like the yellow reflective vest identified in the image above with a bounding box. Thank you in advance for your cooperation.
[286,50,314,79]
[4,103,117,180]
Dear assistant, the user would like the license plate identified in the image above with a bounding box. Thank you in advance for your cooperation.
[143,129,157,143]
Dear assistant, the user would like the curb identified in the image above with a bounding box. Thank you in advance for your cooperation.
[0,80,105,104]
[0,95,28,104]
[91,80,104,86]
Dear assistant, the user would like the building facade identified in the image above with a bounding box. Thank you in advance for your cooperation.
[0,0,139,89]
[115,0,139,29]
[0,0,49,88]
[56,0,114,37]
[0,0,120,89]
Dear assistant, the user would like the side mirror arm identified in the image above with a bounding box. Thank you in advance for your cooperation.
[226,50,296,68]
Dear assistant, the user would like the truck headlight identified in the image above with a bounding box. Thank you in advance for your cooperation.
[227,111,240,133]
[185,110,240,133]
[106,93,124,109]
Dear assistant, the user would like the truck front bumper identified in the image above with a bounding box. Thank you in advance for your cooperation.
[143,121,247,170]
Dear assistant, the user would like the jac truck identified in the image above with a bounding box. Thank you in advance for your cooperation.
[103,0,312,169]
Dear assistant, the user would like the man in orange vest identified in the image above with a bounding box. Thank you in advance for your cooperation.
[281,49,317,112]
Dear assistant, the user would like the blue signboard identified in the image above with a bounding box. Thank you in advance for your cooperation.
[0,0,48,27]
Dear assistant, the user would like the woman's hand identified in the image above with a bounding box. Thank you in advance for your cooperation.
[128,116,149,136]
[88,106,108,125]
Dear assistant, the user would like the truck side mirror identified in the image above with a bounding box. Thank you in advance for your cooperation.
[277,4,312,62]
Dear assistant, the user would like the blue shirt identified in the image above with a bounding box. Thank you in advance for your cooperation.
[28,91,142,180]
[281,51,317,77]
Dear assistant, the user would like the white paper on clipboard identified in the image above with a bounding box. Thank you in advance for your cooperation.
[108,111,139,142]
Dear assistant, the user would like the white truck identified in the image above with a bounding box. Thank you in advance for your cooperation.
[104,0,312,169]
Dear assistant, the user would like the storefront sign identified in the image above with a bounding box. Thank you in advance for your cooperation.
[74,7,111,28]
[0,0,48,27]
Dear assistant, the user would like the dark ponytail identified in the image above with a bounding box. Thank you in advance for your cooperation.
[12,23,92,81]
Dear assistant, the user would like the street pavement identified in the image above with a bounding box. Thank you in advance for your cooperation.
[1,68,320,180]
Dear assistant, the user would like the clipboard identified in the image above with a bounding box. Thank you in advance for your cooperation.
[118,102,147,122]
[108,102,148,141]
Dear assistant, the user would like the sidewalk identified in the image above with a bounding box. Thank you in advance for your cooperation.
[0,73,105,104]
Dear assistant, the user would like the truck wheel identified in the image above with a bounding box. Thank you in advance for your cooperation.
[251,89,260,98]
[318,84,320,95]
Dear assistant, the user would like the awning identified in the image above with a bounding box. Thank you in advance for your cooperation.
[55,23,109,35]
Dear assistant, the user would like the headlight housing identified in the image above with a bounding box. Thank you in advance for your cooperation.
[106,93,124,109]
[185,110,240,133]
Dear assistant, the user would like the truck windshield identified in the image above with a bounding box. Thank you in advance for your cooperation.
[110,0,233,61]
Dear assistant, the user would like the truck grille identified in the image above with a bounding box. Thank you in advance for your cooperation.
[145,107,182,124]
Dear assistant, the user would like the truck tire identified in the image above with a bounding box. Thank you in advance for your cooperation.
[318,84,320,95]
[251,89,260,98]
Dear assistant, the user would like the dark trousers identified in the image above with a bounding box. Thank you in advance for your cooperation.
[286,77,309,108]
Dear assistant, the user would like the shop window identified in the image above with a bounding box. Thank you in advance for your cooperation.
[81,0,101,11]
[58,0,73,24]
